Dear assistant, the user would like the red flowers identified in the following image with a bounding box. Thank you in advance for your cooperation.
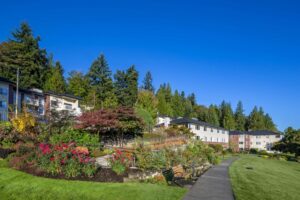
[111,148,133,166]
[39,143,51,155]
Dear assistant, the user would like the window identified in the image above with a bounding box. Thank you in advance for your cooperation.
[210,137,213,142]
[211,128,213,132]
[256,136,261,139]
[64,103,72,110]
[0,88,7,95]
[216,138,219,142]
[217,129,219,133]
[196,136,200,140]
[204,126,207,131]
[266,136,269,139]
[222,130,225,134]
[51,100,58,107]
[256,142,261,145]
[239,142,244,144]
[196,125,200,130]
[0,101,6,108]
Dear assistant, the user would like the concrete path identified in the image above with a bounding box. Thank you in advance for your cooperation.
[183,157,237,200]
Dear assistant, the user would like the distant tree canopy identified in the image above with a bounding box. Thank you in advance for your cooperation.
[0,22,279,132]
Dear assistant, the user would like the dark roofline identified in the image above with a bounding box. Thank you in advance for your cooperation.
[0,77,81,100]
[170,117,228,131]
[230,130,281,136]
[0,77,15,85]
[44,91,82,100]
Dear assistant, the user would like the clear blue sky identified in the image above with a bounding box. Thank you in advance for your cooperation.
[1,0,300,131]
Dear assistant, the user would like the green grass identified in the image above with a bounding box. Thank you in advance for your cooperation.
[230,155,300,200]
[0,159,187,200]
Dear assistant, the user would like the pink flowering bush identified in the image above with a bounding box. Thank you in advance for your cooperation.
[36,142,96,178]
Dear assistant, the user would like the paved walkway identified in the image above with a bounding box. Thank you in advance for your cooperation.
[183,157,237,200]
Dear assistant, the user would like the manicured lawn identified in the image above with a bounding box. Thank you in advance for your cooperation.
[0,160,187,200]
[230,155,300,200]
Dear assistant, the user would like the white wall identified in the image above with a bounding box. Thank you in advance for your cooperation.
[250,135,281,151]
[157,116,172,127]
[188,124,229,144]
[49,95,81,116]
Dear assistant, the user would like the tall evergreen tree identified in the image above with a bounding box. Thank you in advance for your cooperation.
[220,101,236,130]
[87,54,114,108]
[44,61,66,93]
[171,90,185,117]
[0,22,49,88]
[247,106,265,130]
[264,113,277,131]
[156,84,173,116]
[114,65,139,107]
[67,71,89,98]
[126,65,139,107]
[141,71,154,92]
[206,105,220,126]
[234,101,246,131]
[187,93,197,106]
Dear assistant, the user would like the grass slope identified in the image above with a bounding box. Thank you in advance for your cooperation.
[230,155,300,200]
[0,160,186,200]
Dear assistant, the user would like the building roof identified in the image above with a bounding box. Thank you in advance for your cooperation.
[44,91,82,100]
[170,117,228,131]
[0,77,15,85]
[230,130,281,136]
[0,76,81,100]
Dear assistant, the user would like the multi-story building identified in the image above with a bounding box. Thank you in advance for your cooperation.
[229,130,282,152]
[45,92,81,116]
[0,77,81,121]
[169,117,230,148]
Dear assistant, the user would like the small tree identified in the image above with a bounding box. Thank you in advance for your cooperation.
[75,107,143,146]
[272,127,300,157]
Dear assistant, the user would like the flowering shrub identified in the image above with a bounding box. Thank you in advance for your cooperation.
[36,142,96,178]
[109,149,133,175]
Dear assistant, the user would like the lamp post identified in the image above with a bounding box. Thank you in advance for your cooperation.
[15,67,19,116]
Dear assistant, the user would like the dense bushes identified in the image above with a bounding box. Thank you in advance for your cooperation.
[134,141,218,171]
[49,129,99,150]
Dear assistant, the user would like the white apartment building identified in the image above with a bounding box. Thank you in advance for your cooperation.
[170,118,230,147]
[45,92,82,116]
[230,130,282,152]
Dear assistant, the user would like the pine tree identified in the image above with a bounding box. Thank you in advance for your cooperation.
[247,106,265,130]
[44,61,66,93]
[220,101,236,130]
[126,65,139,107]
[0,22,49,88]
[206,105,220,126]
[114,70,128,106]
[67,71,89,98]
[114,65,139,107]
[234,101,246,131]
[171,90,185,117]
[141,71,154,92]
[187,93,197,106]
[156,84,173,116]
[264,113,277,131]
[87,54,114,108]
